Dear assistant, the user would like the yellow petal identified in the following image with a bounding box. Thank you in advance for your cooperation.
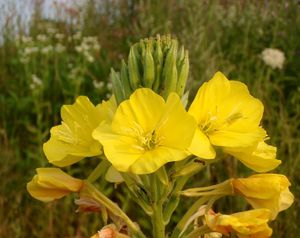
[96,95,117,123]
[189,71,231,125]
[188,128,216,159]
[129,146,188,174]
[27,168,83,202]
[157,92,197,149]
[232,174,294,220]
[44,96,105,166]
[93,88,197,174]
[225,142,281,172]
[112,88,165,137]
[93,123,142,172]
[189,72,265,149]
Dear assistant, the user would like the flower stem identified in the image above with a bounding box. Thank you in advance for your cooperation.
[185,225,210,238]
[170,197,210,238]
[83,182,146,238]
[87,156,109,183]
[151,203,165,238]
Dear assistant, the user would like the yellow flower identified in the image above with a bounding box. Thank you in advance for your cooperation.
[93,88,202,174]
[27,168,83,202]
[224,141,281,172]
[205,209,272,238]
[44,96,116,167]
[232,174,294,220]
[187,72,280,172]
[189,72,266,150]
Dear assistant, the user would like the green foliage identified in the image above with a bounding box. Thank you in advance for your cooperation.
[0,0,299,237]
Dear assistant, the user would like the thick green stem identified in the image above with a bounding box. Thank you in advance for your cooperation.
[151,203,165,238]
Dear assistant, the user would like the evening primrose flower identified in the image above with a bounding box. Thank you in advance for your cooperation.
[205,209,272,238]
[93,88,207,174]
[224,141,281,172]
[44,96,116,167]
[27,168,83,202]
[188,72,275,170]
[232,174,294,220]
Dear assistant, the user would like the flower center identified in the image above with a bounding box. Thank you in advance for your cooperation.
[141,130,159,150]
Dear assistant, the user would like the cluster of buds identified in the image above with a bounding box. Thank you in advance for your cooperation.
[110,35,189,104]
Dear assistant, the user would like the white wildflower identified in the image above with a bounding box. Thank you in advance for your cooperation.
[261,48,285,69]
[20,57,29,64]
[73,31,82,40]
[55,33,65,40]
[93,81,104,89]
[75,46,83,53]
[30,74,43,91]
[32,74,43,86]
[24,47,39,55]
[93,43,101,51]
[21,36,32,44]
[84,52,94,63]
[55,43,66,53]
[37,34,48,42]
[47,27,57,35]
[107,82,113,90]
[41,45,53,54]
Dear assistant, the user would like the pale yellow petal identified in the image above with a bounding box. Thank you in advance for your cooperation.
[93,124,142,172]
[112,88,165,136]
[44,96,103,166]
[189,71,231,124]
[96,95,117,123]
[157,92,197,149]
[225,142,281,172]
[188,128,216,159]
[129,146,188,174]
[27,168,83,202]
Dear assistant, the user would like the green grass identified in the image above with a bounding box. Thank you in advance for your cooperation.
[0,0,299,237]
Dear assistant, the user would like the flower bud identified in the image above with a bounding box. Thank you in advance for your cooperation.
[27,168,83,202]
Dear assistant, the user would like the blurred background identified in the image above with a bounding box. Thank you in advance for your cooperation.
[0,0,299,237]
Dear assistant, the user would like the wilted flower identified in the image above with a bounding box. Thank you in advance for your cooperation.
[205,209,272,238]
[232,174,294,220]
[261,48,285,69]
[224,141,281,172]
[27,168,83,202]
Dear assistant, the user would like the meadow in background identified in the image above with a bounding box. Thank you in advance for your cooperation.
[0,0,299,237]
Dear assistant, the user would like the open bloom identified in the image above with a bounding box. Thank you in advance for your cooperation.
[232,174,294,220]
[27,168,83,202]
[188,72,280,172]
[205,209,272,238]
[44,96,116,167]
[93,88,206,174]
